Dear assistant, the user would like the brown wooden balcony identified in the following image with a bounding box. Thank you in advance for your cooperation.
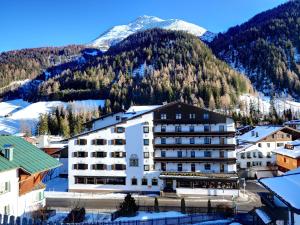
[154,131,235,137]
[154,144,235,150]
[154,157,236,163]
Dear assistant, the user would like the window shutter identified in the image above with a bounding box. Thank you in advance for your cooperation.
[114,127,117,133]
[92,164,95,170]
[104,139,107,145]
[122,139,126,145]
[111,164,115,170]
[111,139,115,145]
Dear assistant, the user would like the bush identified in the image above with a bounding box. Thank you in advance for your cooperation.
[63,207,86,223]
[181,198,186,214]
[207,199,212,213]
[216,203,234,217]
[119,193,138,217]
[154,197,159,212]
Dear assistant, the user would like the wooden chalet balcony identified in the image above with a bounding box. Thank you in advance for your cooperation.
[154,144,235,150]
[154,131,235,137]
[154,157,236,163]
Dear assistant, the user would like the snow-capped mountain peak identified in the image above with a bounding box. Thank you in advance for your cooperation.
[89,15,213,51]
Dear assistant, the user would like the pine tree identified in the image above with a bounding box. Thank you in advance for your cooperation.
[38,115,48,135]
[181,198,186,214]
[119,194,138,217]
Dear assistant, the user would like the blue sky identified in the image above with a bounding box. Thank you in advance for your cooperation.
[0,0,286,52]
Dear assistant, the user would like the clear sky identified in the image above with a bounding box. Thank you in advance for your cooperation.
[0,0,287,52]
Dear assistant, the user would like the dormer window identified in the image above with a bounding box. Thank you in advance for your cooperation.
[203,113,209,120]
[115,127,125,133]
[75,139,87,145]
[161,114,167,120]
[176,113,182,119]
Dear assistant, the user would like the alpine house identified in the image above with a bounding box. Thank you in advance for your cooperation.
[68,102,239,196]
[0,136,61,216]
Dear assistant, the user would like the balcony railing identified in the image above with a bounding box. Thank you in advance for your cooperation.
[154,131,235,137]
[154,157,236,163]
[154,144,235,150]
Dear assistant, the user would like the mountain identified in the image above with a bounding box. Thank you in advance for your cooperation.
[0,45,84,98]
[210,0,300,98]
[89,15,214,51]
[28,29,253,112]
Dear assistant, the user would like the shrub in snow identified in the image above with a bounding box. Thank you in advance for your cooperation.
[207,199,212,213]
[154,197,159,212]
[63,207,86,223]
[181,198,186,214]
[119,193,138,217]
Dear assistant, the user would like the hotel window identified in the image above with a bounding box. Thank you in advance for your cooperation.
[204,125,210,132]
[189,126,195,132]
[204,151,211,157]
[73,164,88,170]
[144,152,149,158]
[0,181,10,194]
[115,127,125,133]
[143,126,149,133]
[240,153,245,159]
[161,163,166,171]
[91,164,107,170]
[258,143,262,147]
[190,138,195,144]
[287,134,291,138]
[220,151,225,158]
[129,154,139,167]
[203,113,209,120]
[191,151,195,158]
[178,163,183,172]
[266,162,271,166]
[116,116,120,121]
[87,177,95,184]
[219,125,225,132]
[247,152,251,158]
[204,164,211,170]
[111,152,126,158]
[267,143,270,148]
[220,137,225,145]
[131,178,137,185]
[4,205,10,215]
[91,139,107,145]
[142,178,148,186]
[75,139,87,145]
[144,139,149,146]
[258,152,263,158]
[152,178,158,186]
[161,138,166,144]
[204,137,211,144]
[73,151,88,158]
[177,151,182,158]
[75,177,85,184]
[191,163,196,172]
[161,125,166,132]
[175,138,182,144]
[253,152,257,158]
[176,113,182,119]
[161,151,166,157]
[112,164,126,170]
[175,126,182,132]
[144,165,150,171]
[161,114,167,120]
[92,151,107,158]
[277,143,284,147]
[189,113,196,119]
[113,139,126,145]
[267,152,272,158]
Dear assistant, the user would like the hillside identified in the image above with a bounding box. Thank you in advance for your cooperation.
[26,29,253,112]
[210,0,300,97]
[0,45,84,97]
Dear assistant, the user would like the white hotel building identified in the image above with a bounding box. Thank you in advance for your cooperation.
[68,102,239,196]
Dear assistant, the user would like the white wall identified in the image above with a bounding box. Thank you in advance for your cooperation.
[18,188,45,217]
[177,188,239,197]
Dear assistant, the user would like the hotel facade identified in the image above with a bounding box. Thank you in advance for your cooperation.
[68,102,239,196]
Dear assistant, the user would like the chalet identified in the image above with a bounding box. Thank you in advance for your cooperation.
[272,140,300,174]
[0,136,61,216]
[253,168,300,225]
[236,126,300,178]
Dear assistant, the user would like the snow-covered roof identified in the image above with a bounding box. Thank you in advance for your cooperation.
[284,120,300,125]
[260,173,300,213]
[272,139,300,158]
[238,126,284,143]
[123,105,161,118]
[285,167,300,175]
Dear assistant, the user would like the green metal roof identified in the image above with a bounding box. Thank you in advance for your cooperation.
[0,136,61,174]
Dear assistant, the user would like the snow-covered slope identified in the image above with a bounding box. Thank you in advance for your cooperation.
[0,99,105,135]
[90,15,212,51]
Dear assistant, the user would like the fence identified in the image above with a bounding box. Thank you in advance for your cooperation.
[0,213,230,225]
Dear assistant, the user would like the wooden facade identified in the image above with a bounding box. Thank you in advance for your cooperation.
[260,130,292,142]
[19,170,46,196]
[276,154,300,172]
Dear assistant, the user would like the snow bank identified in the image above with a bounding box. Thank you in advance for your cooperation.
[0,99,105,135]
[114,211,185,222]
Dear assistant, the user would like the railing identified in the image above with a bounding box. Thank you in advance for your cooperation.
[0,213,229,225]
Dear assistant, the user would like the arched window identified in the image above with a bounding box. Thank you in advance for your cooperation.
[129,154,139,167]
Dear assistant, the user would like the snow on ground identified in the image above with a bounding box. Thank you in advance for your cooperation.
[132,63,154,77]
[193,219,231,225]
[47,211,111,223]
[0,99,105,135]
[45,177,68,192]
[239,93,300,116]
[114,211,185,222]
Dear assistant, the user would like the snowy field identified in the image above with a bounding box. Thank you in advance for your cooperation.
[0,99,105,135]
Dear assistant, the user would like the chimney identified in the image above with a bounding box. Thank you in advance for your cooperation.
[251,131,255,136]
[3,144,14,161]
[256,132,259,137]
